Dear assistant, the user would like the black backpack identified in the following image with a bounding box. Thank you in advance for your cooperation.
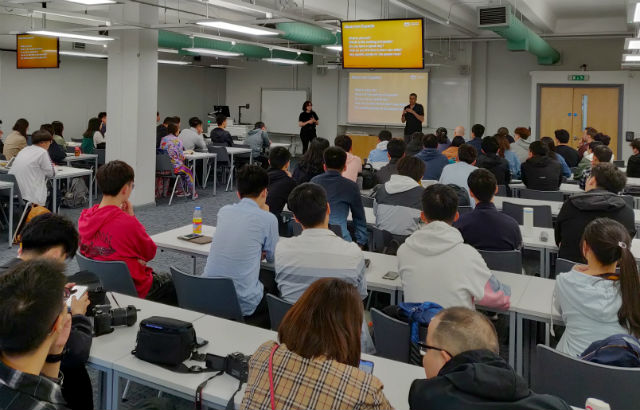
[361,163,378,190]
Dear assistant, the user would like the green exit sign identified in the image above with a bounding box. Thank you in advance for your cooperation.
[568,74,589,81]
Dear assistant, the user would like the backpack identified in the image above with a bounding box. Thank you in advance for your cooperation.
[361,163,378,190]
[397,302,443,343]
[13,204,51,244]
[62,177,89,208]
[581,334,640,368]
[446,184,470,206]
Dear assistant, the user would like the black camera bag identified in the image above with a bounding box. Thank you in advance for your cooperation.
[133,316,197,367]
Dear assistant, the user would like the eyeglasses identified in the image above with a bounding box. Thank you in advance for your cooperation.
[417,342,451,357]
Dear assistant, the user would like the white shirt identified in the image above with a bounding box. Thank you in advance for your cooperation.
[93,131,105,146]
[178,127,207,151]
[9,145,55,206]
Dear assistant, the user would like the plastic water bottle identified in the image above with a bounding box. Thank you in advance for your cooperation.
[523,207,534,237]
[192,206,202,234]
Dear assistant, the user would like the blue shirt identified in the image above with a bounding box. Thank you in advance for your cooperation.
[415,148,449,180]
[504,149,521,179]
[310,171,368,245]
[454,202,522,251]
[203,198,279,316]
[468,137,483,153]
[368,148,389,163]
[555,152,572,178]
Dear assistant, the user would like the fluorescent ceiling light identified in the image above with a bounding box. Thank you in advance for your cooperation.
[625,38,640,50]
[623,54,640,62]
[263,58,306,65]
[207,0,270,17]
[64,0,116,5]
[635,3,640,22]
[59,51,107,58]
[158,48,179,54]
[183,48,242,57]
[196,21,278,36]
[159,59,190,65]
[32,10,109,25]
[210,64,244,69]
[323,45,342,51]
[28,30,113,41]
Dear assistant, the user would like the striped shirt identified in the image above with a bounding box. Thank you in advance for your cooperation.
[241,341,393,410]
[0,360,68,410]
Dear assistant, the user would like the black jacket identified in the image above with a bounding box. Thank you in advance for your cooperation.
[454,202,522,251]
[555,189,636,263]
[156,124,168,148]
[266,169,297,223]
[48,140,67,165]
[521,156,563,191]
[627,153,640,178]
[409,350,570,410]
[375,159,399,184]
[477,153,511,186]
[210,127,234,147]
[292,161,324,185]
[556,145,581,168]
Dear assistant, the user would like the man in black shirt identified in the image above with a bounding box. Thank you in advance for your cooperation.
[554,129,580,168]
[402,93,424,141]
[156,116,173,148]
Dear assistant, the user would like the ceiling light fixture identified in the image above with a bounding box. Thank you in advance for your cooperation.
[158,48,179,54]
[206,0,271,17]
[59,51,108,58]
[32,10,110,25]
[196,21,278,36]
[635,3,640,22]
[263,58,306,65]
[64,0,116,5]
[323,45,342,51]
[625,38,640,50]
[623,54,640,62]
[183,47,242,57]
[27,30,113,41]
[159,59,190,65]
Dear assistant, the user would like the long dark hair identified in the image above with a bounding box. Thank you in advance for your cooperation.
[299,137,329,173]
[540,136,557,158]
[495,134,511,159]
[582,218,640,338]
[435,127,448,144]
[83,118,102,139]
[12,118,29,137]
[52,121,64,137]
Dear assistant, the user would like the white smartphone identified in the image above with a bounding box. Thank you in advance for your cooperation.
[66,285,88,308]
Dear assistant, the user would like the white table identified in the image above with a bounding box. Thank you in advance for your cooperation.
[67,141,81,148]
[0,181,14,247]
[510,183,583,197]
[225,147,253,191]
[65,153,99,197]
[363,251,401,304]
[269,142,291,149]
[184,152,217,194]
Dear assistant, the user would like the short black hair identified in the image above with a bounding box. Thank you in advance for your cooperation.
[98,112,107,120]
[481,136,499,155]
[167,122,179,135]
[188,117,202,127]
[458,144,477,164]
[554,129,570,144]
[591,163,626,193]
[21,214,78,259]
[450,136,465,147]
[334,135,352,152]
[51,121,63,136]
[397,156,425,181]
[467,168,497,203]
[254,121,265,130]
[409,93,417,98]
[268,146,292,170]
[0,259,66,354]
[31,129,53,145]
[422,133,438,149]
[472,124,485,139]
[421,184,459,224]
[378,130,392,142]
[593,145,613,163]
[387,139,406,159]
[237,164,269,198]
[215,114,226,126]
[324,146,347,170]
[40,123,54,136]
[163,116,174,125]
[589,141,604,151]
[594,133,611,146]
[287,183,327,228]
[97,160,135,196]
[529,141,548,157]
[631,139,640,152]
[172,116,181,124]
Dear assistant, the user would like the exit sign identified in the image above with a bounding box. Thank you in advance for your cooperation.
[568,74,589,81]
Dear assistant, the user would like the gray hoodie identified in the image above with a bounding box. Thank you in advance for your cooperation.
[372,175,423,236]
[246,128,270,157]
[511,138,532,164]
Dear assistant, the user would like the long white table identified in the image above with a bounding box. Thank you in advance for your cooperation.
[225,147,252,191]
[184,152,217,194]
[510,183,583,197]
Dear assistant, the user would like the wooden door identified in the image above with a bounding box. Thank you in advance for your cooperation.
[571,87,619,156]
[539,87,574,142]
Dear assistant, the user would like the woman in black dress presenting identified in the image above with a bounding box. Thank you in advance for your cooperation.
[298,100,319,154]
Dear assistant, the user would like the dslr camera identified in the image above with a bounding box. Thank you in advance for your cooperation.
[92,304,138,336]
[205,352,250,383]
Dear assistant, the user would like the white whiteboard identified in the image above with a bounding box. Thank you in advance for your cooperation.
[261,89,308,134]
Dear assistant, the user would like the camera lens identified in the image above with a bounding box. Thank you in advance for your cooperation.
[110,307,128,326]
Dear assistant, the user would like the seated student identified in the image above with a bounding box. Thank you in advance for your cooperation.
[455,169,522,251]
[574,141,603,181]
[210,114,233,146]
[203,165,279,328]
[246,121,271,168]
[3,118,28,161]
[495,133,521,179]
[78,160,177,305]
[368,130,393,163]
[398,184,510,309]
[578,145,612,190]
[594,133,615,160]
[441,135,465,162]
[311,147,368,246]
[405,131,424,157]
[81,117,100,154]
[241,278,392,410]
[409,307,570,410]
[555,129,580,168]
[521,141,563,191]
[178,116,207,152]
[292,137,329,184]
[511,127,532,164]
[373,156,425,236]
[555,163,635,263]
[51,121,67,150]
[334,135,362,182]
[160,123,197,199]
[555,218,640,357]
[375,138,405,184]
[156,116,173,148]
[9,129,55,207]
[627,138,640,178]
[497,126,515,143]
[476,136,511,187]
[439,144,477,206]
[40,124,66,165]
[578,126,598,158]
[416,133,449,180]
[468,123,485,153]
[266,146,296,229]
[541,136,571,178]
[435,127,450,152]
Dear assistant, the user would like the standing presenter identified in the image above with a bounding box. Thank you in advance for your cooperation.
[402,93,424,142]
[298,100,319,154]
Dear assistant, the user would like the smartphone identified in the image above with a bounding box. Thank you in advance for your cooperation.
[178,233,202,241]
[66,285,88,307]
[382,271,399,280]
[364,259,371,269]
[359,360,374,374]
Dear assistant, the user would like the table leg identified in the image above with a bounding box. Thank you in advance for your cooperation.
[539,249,545,277]
[89,173,93,207]
[509,311,516,369]
[111,371,121,410]
[95,157,99,198]
[53,178,57,213]
[8,186,13,248]
[202,158,207,189]
[192,256,197,275]
[226,153,234,192]
[101,368,114,410]
[389,290,396,305]
[213,156,217,196]
[516,313,523,375]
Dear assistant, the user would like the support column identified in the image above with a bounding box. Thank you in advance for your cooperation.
[106,3,158,206]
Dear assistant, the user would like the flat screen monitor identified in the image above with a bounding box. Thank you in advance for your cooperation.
[16,34,59,69]
[213,105,231,118]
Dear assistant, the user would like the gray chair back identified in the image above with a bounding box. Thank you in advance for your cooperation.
[496,185,508,197]
[266,294,293,331]
[207,145,230,164]
[502,202,553,228]
[478,249,523,274]
[555,258,577,275]
[519,188,565,202]
[532,344,640,409]
[0,173,24,205]
[613,160,625,168]
[156,153,174,173]
[361,195,374,208]
[170,267,243,321]
[76,253,137,296]
[370,308,410,363]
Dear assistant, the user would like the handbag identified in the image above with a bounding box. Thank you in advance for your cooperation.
[133,316,199,367]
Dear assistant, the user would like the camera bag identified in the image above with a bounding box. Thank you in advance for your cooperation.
[133,316,197,367]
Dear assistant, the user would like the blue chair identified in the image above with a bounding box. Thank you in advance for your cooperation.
[266,294,293,331]
[75,253,137,297]
[370,308,410,363]
[502,202,553,228]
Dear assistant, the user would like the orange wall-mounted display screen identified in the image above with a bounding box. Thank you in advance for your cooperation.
[16,34,59,69]
[341,19,424,69]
